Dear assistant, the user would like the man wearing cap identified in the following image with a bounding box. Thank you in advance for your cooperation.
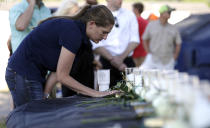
[141,5,182,69]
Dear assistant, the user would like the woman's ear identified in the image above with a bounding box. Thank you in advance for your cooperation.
[87,21,96,29]
[87,21,95,25]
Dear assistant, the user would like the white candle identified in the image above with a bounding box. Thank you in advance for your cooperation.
[126,73,134,82]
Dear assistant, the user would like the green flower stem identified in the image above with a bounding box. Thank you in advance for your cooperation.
[75,97,118,107]
[81,115,140,124]
[75,100,101,107]
[86,100,124,109]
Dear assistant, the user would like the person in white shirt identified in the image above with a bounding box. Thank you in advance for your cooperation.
[92,0,139,86]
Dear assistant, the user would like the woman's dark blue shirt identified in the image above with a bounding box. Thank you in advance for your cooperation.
[8,18,89,83]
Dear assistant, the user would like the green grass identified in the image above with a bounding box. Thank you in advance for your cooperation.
[0,117,6,128]
[0,122,6,128]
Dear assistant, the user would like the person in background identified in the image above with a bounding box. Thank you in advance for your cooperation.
[132,2,148,67]
[86,0,98,5]
[92,0,139,87]
[54,0,79,16]
[5,5,119,107]
[9,0,51,53]
[141,5,182,70]
[7,36,12,57]
[147,13,159,22]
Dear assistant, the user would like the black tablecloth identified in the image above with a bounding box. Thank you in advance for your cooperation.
[6,95,144,128]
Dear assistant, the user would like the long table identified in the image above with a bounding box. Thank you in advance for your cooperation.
[6,95,146,128]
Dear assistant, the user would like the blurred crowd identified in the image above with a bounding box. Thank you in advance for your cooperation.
[6,0,182,100]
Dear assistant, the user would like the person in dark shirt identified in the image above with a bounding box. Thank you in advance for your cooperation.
[5,5,118,107]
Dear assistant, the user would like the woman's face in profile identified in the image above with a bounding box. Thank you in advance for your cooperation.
[86,21,113,43]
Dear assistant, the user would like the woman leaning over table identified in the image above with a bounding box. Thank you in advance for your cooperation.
[5,5,118,107]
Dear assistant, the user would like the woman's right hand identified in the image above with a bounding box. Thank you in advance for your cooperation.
[94,90,121,97]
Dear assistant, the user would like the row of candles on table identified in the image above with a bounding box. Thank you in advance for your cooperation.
[125,68,210,128]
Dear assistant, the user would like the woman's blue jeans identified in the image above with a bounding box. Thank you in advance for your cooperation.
[5,67,44,107]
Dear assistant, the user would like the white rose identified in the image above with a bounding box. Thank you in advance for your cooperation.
[126,82,133,92]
